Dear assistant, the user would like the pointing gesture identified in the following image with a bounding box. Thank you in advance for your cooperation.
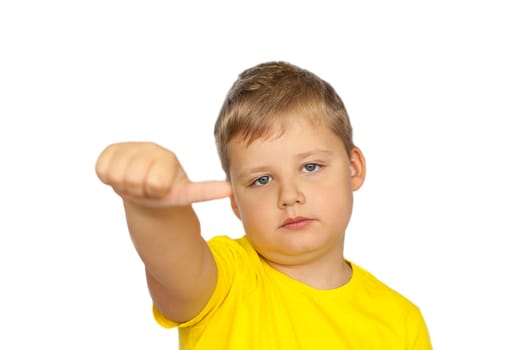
[96,142,231,207]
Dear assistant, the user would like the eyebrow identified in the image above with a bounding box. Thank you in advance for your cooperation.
[236,166,271,181]
[235,149,334,180]
[294,149,333,160]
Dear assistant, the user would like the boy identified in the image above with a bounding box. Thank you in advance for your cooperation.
[96,61,432,349]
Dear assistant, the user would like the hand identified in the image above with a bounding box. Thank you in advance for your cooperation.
[95,142,231,207]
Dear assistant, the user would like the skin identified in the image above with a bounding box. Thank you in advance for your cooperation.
[95,115,365,323]
[95,142,231,323]
[229,118,366,289]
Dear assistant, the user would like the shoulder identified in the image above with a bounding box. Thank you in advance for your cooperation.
[207,236,261,284]
[350,263,431,346]
[350,263,424,319]
[352,263,412,302]
[351,264,432,350]
[208,235,258,262]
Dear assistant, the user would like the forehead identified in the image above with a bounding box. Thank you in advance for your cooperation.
[229,115,321,149]
[231,111,324,146]
[227,118,346,175]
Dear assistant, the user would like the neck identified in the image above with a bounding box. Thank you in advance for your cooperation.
[264,256,352,290]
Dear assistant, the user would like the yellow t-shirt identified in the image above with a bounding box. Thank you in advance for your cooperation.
[154,236,432,349]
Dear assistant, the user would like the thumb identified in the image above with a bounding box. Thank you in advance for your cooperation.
[166,180,233,205]
[131,180,233,207]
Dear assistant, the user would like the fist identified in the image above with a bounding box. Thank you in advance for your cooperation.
[95,142,231,207]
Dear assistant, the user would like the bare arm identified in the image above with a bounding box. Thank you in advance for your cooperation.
[95,142,231,322]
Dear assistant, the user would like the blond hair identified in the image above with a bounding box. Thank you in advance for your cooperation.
[214,61,354,179]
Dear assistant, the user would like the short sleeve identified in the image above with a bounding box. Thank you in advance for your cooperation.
[406,306,433,349]
[152,236,254,329]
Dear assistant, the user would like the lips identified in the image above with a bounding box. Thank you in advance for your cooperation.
[280,216,313,230]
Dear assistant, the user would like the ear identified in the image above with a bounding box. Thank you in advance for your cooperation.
[229,192,242,220]
[349,147,366,191]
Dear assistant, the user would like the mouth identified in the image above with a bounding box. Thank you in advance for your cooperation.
[280,216,313,230]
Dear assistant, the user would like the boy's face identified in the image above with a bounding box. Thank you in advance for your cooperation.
[228,116,366,267]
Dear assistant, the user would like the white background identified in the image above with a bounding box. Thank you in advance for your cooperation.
[1,1,524,348]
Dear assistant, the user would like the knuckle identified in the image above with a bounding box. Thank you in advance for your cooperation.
[142,142,165,156]
[123,175,142,193]
[95,148,115,182]
[95,162,108,182]
[145,174,169,197]
[106,171,123,187]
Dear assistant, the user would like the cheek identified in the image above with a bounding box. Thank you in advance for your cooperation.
[236,191,274,222]
[316,181,354,212]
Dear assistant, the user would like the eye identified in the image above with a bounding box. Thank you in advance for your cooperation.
[252,175,273,187]
[302,163,321,173]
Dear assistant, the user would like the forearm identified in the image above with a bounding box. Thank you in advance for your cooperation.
[95,141,226,321]
[123,200,213,293]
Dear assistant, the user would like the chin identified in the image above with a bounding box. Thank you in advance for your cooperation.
[273,236,337,262]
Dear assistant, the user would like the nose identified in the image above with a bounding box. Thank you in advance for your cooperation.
[278,180,305,208]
